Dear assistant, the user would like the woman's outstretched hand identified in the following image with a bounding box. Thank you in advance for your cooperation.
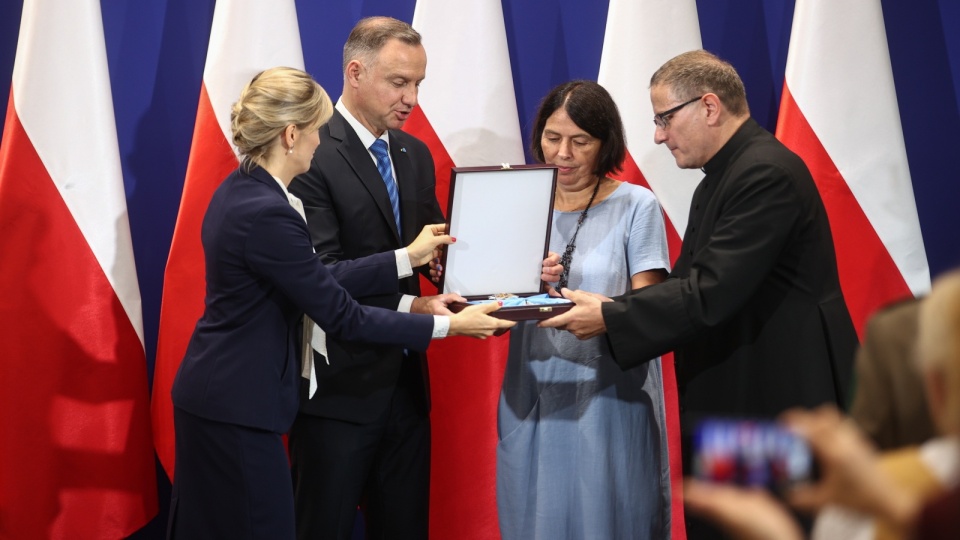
[448,301,515,338]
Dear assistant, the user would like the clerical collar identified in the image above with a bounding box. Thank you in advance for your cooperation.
[701,117,761,176]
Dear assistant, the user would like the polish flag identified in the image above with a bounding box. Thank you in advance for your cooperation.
[598,1,703,537]
[152,0,304,479]
[777,0,930,336]
[0,0,157,537]
[407,1,525,537]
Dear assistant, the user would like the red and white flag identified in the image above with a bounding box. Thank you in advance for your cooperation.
[152,0,304,479]
[598,1,702,537]
[0,0,157,537]
[598,0,702,260]
[777,0,930,336]
[407,1,524,537]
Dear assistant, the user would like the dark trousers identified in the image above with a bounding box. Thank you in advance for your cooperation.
[289,377,430,540]
[168,407,295,539]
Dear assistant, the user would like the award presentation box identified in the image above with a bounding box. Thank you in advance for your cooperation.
[438,165,573,321]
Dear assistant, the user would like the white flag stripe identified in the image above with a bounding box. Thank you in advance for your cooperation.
[412,0,525,166]
[12,0,143,342]
[785,0,929,295]
[405,3,525,536]
[203,0,305,152]
[598,0,702,235]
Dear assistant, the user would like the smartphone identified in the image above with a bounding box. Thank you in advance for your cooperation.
[691,418,813,492]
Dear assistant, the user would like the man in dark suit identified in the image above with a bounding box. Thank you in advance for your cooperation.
[288,16,445,540]
[543,51,859,536]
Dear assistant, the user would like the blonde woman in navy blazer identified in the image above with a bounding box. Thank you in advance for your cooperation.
[166,67,512,539]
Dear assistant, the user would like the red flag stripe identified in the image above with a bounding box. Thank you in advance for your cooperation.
[152,84,238,478]
[406,106,511,540]
[598,3,703,530]
[407,3,524,534]
[151,0,304,479]
[610,149,684,539]
[404,106,455,216]
[777,84,914,337]
[424,334,512,538]
[612,150,683,264]
[0,91,156,539]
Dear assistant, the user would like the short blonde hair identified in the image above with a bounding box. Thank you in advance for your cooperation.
[917,269,960,434]
[230,66,333,168]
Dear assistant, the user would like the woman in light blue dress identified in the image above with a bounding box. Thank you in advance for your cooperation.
[497,80,672,539]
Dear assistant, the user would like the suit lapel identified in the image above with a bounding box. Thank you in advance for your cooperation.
[329,111,402,244]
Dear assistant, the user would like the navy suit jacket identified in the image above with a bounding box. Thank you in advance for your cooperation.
[172,164,434,434]
[289,110,444,423]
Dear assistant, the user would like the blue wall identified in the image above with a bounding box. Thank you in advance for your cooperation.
[2,1,958,536]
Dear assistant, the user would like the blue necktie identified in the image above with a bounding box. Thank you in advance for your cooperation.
[370,139,401,237]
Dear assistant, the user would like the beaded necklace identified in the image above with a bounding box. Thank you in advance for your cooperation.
[557,178,602,291]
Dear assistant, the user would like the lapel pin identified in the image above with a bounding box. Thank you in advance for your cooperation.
[401,147,407,153]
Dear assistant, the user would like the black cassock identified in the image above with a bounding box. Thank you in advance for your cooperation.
[603,118,858,446]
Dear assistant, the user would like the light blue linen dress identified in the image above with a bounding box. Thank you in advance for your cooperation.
[496,182,672,540]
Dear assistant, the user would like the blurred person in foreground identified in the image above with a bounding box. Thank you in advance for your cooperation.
[813,269,960,539]
[167,67,513,539]
[684,269,960,540]
[497,80,671,539]
[849,296,936,450]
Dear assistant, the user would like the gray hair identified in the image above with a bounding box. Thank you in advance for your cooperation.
[650,50,749,117]
[342,16,422,72]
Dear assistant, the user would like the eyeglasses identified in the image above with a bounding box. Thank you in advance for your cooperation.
[652,95,703,130]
